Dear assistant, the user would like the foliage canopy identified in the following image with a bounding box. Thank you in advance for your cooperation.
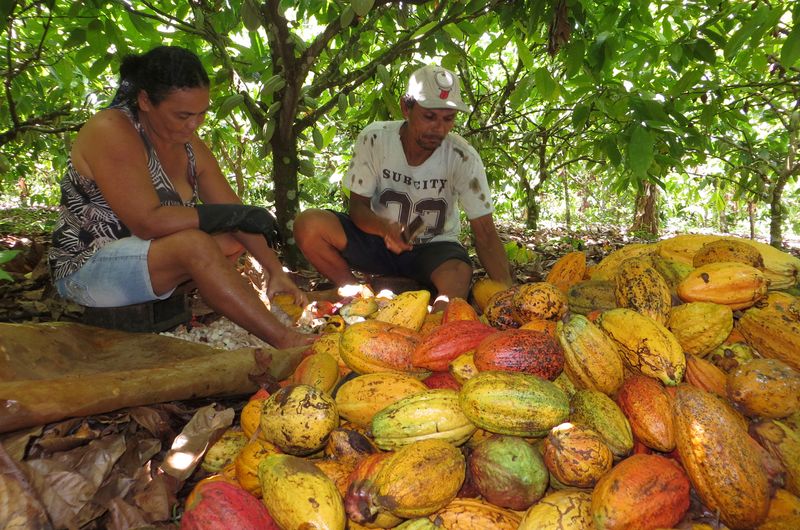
[2,0,799,259]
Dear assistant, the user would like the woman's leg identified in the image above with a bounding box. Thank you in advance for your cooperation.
[147,229,311,349]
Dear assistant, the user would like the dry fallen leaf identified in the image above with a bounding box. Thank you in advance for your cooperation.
[0,443,52,529]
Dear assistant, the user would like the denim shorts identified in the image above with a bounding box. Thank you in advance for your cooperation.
[332,211,472,288]
[54,236,174,307]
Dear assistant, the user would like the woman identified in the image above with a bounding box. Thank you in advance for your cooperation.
[48,46,312,349]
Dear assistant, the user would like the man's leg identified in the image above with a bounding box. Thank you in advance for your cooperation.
[293,209,359,286]
[147,229,312,349]
[429,258,473,312]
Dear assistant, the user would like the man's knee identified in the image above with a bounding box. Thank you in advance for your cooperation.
[294,209,344,250]
[293,209,325,244]
[432,258,473,283]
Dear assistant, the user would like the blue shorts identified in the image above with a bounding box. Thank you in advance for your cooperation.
[333,211,472,287]
[54,236,174,307]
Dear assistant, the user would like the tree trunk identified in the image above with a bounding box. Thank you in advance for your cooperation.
[271,138,302,267]
[562,170,571,230]
[769,173,788,248]
[525,138,549,230]
[771,114,798,248]
[630,180,659,235]
[748,201,756,240]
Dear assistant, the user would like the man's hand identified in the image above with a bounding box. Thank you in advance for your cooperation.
[383,221,412,254]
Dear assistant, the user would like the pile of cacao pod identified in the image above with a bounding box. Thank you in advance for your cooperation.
[182,233,800,530]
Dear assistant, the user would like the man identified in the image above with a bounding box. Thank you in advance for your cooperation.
[293,64,512,310]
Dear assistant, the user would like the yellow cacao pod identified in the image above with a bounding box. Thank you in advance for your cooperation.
[677,262,768,310]
[613,256,673,325]
[429,497,521,529]
[673,384,771,529]
[590,243,658,280]
[339,319,426,376]
[258,454,345,529]
[373,289,431,331]
[567,279,618,315]
[727,358,800,419]
[667,301,733,356]
[658,234,722,265]
[334,372,427,427]
[512,282,568,322]
[557,314,625,395]
[471,278,509,312]
[518,490,593,530]
[597,308,686,386]
[374,439,466,518]
[693,238,765,269]
[459,371,570,437]
[370,389,476,449]
[289,351,340,394]
[260,384,339,456]
[737,307,800,371]
[545,251,587,293]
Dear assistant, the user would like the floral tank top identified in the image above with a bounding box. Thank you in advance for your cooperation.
[48,104,200,281]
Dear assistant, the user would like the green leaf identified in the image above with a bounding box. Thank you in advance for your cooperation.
[564,40,585,78]
[351,0,374,17]
[628,126,654,179]
[723,7,769,61]
[781,22,800,67]
[601,137,622,166]
[376,64,390,85]
[692,39,716,65]
[411,21,437,40]
[509,75,532,109]
[88,54,112,78]
[572,104,590,131]
[484,34,510,58]
[63,28,85,49]
[533,67,558,101]
[515,36,534,70]
[217,93,244,120]
[0,250,20,266]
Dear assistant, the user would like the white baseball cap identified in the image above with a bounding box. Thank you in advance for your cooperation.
[406,65,470,113]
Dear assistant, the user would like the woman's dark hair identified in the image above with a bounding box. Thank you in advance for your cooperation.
[109,46,210,108]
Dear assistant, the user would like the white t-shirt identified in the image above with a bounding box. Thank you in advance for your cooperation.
[346,120,494,244]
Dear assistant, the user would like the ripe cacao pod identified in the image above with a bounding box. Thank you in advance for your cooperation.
[677,262,768,310]
[673,384,771,529]
[473,328,564,380]
[597,308,686,386]
[512,282,568,322]
[459,371,569,437]
[613,256,672,325]
[411,319,496,372]
[545,250,587,293]
[590,454,690,530]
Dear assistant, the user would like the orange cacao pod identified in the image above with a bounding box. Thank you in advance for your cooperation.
[474,328,565,380]
[411,320,496,372]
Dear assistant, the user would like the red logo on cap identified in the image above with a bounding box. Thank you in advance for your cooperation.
[439,89,450,99]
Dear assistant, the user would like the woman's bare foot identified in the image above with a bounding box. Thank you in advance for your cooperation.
[272,329,316,349]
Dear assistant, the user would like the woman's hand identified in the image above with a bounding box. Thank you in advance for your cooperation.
[267,271,309,307]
